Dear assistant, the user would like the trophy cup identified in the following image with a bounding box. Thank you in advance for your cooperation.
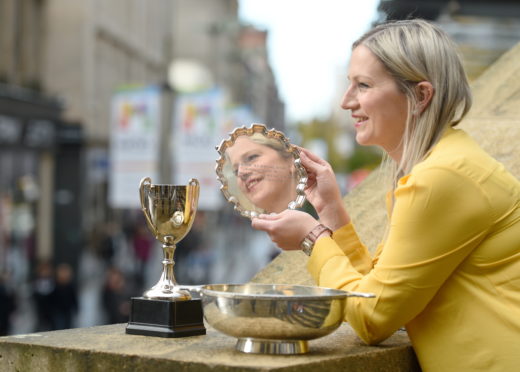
[125,177,206,338]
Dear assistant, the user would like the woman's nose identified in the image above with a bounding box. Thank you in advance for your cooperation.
[341,85,357,110]
[237,164,251,180]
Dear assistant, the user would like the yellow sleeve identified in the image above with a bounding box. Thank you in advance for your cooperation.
[330,223,374,275]
[307,167,492,344]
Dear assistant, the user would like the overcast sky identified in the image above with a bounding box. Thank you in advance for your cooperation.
[238,0,380,123]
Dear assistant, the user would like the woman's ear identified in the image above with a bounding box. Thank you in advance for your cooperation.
[416,81,434,113]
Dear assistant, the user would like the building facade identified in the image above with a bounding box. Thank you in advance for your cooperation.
[1,0,71,273]
[377,0,520,81]
[171,0,285,130]
[1,0,176,273]
[1,0,285,275]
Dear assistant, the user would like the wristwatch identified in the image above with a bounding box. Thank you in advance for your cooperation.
[300,224,332,256]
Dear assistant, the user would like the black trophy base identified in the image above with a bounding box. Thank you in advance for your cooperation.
[126,297,206,338]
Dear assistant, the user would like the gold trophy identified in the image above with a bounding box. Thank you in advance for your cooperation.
[125,177,206,338]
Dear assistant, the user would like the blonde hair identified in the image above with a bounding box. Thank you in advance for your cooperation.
[248,132,293,161]
[353,19,472,188]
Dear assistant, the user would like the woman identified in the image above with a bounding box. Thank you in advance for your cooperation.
[226,133,297,213]
[252,19,520,372]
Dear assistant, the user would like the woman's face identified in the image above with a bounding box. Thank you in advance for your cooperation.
[226,136,295,213]
[341,45,409,161]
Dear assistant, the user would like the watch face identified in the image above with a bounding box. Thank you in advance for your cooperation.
[301,239,314,256]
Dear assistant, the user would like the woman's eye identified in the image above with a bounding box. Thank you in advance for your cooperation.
[358,82,369,89]
[245,154,259,163]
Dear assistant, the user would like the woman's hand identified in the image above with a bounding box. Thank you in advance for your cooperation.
[251,209,319,251]
[298,148,350,230]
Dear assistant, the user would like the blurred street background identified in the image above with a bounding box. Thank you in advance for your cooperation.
[1,0,519,336]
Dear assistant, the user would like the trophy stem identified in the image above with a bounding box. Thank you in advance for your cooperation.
[143,239,191,301]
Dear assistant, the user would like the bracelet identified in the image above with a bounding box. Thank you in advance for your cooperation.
[300,224,333,256]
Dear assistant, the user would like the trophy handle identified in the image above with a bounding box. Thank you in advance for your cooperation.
[184,178,200,222]
[188,178,200,201]
[139,177,157,237]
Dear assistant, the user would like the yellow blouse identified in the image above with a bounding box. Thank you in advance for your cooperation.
[308,128,520,372]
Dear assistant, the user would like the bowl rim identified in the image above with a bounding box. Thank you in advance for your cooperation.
[200,283,349,300]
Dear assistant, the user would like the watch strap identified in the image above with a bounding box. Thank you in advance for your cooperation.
[300,224,332,256]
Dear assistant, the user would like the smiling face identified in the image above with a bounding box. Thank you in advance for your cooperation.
[226,136,296,213]
[341,45,409,161]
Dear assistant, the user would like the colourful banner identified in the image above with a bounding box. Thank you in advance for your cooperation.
[172,88,258,210]
[109,85,161,208]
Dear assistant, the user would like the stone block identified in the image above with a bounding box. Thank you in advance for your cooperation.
[0,323,420,372]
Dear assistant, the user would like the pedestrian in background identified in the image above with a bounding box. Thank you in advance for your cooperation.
[51,263,78,330]
[101,266,132,324]
[32,261,55,332]
[131,223,153,288]
[0,272,16,336]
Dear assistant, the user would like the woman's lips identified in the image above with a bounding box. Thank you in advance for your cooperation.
[246,176,262,193]
[353,116,368,128]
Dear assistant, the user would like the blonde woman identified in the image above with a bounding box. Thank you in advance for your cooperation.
[252,19,520,372]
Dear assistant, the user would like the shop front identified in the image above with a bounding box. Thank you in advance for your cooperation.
[0,84,83,287]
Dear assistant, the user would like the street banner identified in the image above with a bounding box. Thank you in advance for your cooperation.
[109,85,161,208]
[172,88,257,210]
[172,88,224,210]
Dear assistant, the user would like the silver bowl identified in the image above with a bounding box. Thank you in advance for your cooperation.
[196,283,374,354]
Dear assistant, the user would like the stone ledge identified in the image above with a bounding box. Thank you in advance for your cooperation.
[0,323,420,372]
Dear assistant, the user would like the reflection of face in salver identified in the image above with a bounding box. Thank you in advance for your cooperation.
[226,136,297,213]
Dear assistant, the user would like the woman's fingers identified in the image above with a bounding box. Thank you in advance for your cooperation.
[251,210,319,250]
[300,152,334,183]
[299,153,322,181]
[251,213,281,231]
[298,147,329,166]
